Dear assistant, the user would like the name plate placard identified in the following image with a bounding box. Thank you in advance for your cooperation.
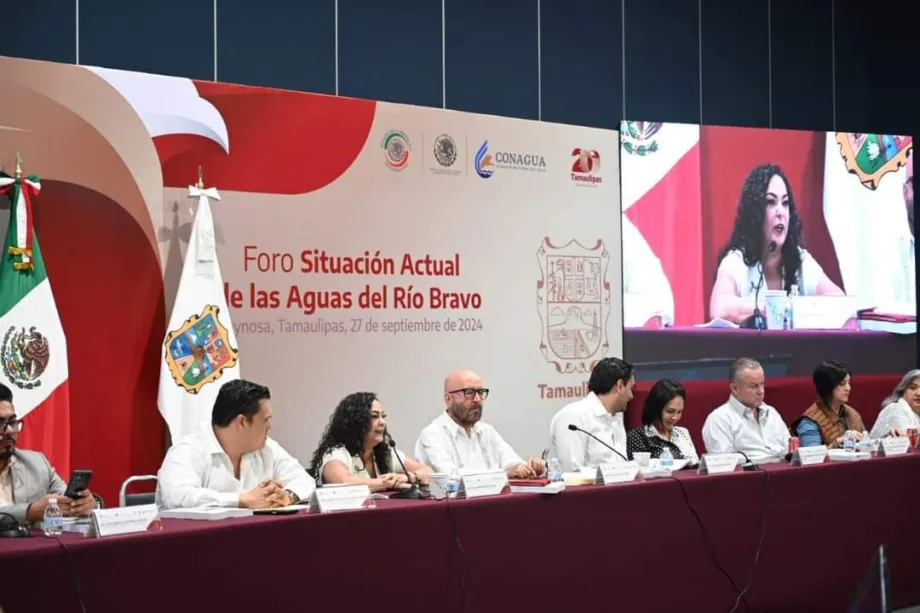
[309,485,371,514]
[458,471,507,499]
[791,445,828,466]
[595,461,640,485]
[91,504,160,537]
[697,454,740,475]
[879,437,911,457]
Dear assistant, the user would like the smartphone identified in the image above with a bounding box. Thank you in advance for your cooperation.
[64,469,93,499]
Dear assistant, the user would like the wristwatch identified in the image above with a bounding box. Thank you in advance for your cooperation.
[284,489,299,503]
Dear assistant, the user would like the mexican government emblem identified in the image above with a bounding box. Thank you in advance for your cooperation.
[2,326,49,390]
[164,305,238,394]
[536,238,611,373]
[835,132,913,190]
[621,121,663,156]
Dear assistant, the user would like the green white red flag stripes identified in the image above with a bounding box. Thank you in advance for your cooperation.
[0,169,70,475]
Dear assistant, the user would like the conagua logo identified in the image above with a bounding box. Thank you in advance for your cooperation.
[536,238,611,374]
[474,140,495,178]
[834,132,913,191]
[2,326,49,390]
[382,129,411,171]
[164,305,239,394]
[474,139,546,178]
[621,121,662,156]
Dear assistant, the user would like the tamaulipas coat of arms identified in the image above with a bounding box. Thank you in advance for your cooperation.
[164,305,238,394]
[835,132,912,190]
[536,237,611,374]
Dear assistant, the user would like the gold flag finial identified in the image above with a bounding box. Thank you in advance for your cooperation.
[14,152,22,179]
[196,166,204,189]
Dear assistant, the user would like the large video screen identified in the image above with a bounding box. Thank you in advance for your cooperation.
[620,121,915,378]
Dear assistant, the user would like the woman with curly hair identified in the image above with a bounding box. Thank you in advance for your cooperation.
[710,163,843,325]
[310,392,431,492]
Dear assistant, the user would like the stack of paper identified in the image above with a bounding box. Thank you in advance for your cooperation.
[159,507,253,520]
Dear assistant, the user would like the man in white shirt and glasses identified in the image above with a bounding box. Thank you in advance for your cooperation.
[157,379,315,509]
[414,369,546,478]
[702,357,790,463]
[549,357,635,472]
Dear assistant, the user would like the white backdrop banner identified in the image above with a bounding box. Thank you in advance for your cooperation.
[161,102,623,463]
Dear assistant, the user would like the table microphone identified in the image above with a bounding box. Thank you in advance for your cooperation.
[743,240,776,330]
[736,450,760,472]
[385,434,423,499]
[567,424,629,463]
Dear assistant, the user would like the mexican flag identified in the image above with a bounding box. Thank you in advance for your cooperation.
[157,181,240,441]
[0,171,70,475]
[621,121,703,325]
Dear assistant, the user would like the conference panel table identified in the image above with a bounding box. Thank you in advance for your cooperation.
[3,453,920,613]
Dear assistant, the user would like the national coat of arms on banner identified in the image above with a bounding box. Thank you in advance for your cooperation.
[835,132,913,190]
[621,121,663,157]
[536,238,611,373]
[164,305,238,394]
[2,326,49,389]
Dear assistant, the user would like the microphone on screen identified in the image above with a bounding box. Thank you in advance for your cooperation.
[567,424,629,463]
[743,240,777,330]
[385,433,423,499]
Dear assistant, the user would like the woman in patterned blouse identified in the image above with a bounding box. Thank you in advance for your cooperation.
[626,379,700,465]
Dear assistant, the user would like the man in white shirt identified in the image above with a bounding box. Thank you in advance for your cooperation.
[701,358,790,463]
[414,369,546,478]
[157,379,315,509]
[548,357,635,472]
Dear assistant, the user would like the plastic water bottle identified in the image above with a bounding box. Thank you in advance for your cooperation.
[843,430,856,452]
[659,448,674,469]
[547,457,563,482]
[43,497,64,537]
[447,469,461,495]
[784,284,798,330]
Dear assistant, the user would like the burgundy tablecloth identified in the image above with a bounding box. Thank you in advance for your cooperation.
[3,454,920,613]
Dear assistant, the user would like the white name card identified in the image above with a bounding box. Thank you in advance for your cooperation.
[697,453,740,475]
[791,445,828,466]
[879,437,911,457]
[309,485,371,514]
[827,449,871,462]
[458,471,507,499]
[791,295,859,329]
[594,461,640,485]
[91,504,161,537]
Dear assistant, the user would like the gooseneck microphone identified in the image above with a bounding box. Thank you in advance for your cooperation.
[567,424,629,463]
[385,434,423,499]
[744,240,777,330]
[736,450,760,472]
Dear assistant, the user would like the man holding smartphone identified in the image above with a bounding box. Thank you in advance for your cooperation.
[0,384,97,525]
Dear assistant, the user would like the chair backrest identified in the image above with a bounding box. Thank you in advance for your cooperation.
[119,475,158,507]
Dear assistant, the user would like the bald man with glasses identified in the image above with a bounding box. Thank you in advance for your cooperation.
[414,369,546,478]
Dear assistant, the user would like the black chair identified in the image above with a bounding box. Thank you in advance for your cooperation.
[119,475,158,507]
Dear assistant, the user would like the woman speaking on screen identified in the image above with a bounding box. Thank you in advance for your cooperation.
[709,163,843,325]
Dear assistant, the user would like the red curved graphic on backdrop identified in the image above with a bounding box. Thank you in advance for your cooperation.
[36,181,166,506]
[156,82,378,194]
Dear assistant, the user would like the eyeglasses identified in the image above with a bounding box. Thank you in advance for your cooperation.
[448,388,490,400]
[0,418,23,432]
